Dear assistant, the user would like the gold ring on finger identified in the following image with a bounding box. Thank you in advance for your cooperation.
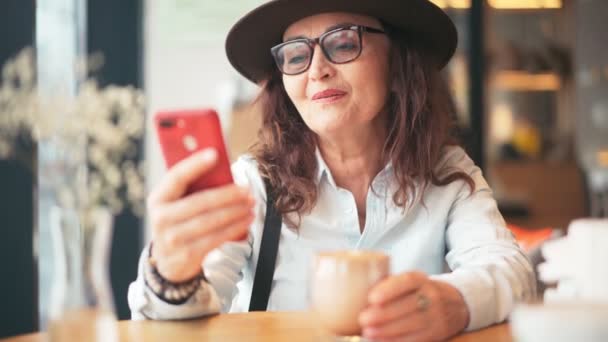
[416,293,431,311]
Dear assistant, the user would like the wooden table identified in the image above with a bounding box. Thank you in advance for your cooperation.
[1,312,512,342]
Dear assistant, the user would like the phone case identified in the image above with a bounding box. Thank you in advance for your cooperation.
[155,108,234,195]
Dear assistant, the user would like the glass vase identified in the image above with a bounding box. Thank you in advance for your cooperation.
[47,205,118,341]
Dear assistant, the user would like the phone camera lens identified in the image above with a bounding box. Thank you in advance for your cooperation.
[159,119,175,128]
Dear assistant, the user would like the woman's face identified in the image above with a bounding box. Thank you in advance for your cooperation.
[281,13,391,139]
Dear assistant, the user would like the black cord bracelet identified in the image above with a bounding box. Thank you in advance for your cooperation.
[143,243,207,305]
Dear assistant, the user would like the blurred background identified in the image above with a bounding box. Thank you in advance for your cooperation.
[0,0,606,338]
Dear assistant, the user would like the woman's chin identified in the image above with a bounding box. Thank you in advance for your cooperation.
[310,121,352,138]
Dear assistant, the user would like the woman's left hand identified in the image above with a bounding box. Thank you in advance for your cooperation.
[359,271,470,342]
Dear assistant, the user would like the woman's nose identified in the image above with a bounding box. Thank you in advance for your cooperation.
[307,45,335,81]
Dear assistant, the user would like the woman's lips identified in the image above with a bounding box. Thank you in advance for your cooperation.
[312,89,347,104]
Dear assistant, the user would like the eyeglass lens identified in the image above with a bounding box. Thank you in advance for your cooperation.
[275,28,361,75]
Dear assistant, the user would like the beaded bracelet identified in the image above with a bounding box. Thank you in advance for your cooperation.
[143,243,206,305]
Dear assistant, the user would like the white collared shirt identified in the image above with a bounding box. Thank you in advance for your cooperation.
[128,146,536,331]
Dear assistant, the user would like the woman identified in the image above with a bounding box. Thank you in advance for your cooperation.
[129,0,536,340]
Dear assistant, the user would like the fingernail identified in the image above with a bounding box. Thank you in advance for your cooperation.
[200,148,217,161]
[358,313,369,325]
[362,328,376,338]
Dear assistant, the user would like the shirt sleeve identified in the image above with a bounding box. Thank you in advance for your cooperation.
[429,147,537,331]
[128,243,223,320]
[127,156,258,320]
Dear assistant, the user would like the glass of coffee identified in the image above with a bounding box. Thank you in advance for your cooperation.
[309,250,390,340]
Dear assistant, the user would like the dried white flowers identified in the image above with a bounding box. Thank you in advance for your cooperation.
[0,47,146,216]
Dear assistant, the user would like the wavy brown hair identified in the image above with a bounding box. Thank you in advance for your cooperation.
[251,27,474,228]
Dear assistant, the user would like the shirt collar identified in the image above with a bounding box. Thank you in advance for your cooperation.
[315,147,332,186]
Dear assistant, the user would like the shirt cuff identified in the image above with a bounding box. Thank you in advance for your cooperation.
[129,275,221,320]
[430,269,507,332]
[128,244,222,320]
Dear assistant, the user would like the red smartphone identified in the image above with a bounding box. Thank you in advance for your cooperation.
[154,108,234,195]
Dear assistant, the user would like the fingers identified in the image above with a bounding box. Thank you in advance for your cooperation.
[361,275,467,341]
[187,214,254,254]
[161,202,254,250]
[375,329,433,342]
[160,214,253,269]
[155,214,254,282]
[148,148,218,204]
[362,311,427,340]
[360,273,432,341]
[368,272,427,305]
[153,184,254,232]
[359,293,420,326]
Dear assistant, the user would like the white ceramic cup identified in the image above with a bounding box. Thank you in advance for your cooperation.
[511,302,608,342]
[540,218,608,302]
[309,250,390,336]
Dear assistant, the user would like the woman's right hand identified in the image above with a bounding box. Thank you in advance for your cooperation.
[147,148,255,283]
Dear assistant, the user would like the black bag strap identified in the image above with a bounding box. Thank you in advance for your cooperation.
[248,177,282,311]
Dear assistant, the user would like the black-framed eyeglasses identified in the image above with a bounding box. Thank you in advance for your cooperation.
[270,25,387,76]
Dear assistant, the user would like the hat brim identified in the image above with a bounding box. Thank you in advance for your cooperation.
[225,0,457,84]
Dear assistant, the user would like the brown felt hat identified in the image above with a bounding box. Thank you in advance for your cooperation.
[225,0,457,84]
